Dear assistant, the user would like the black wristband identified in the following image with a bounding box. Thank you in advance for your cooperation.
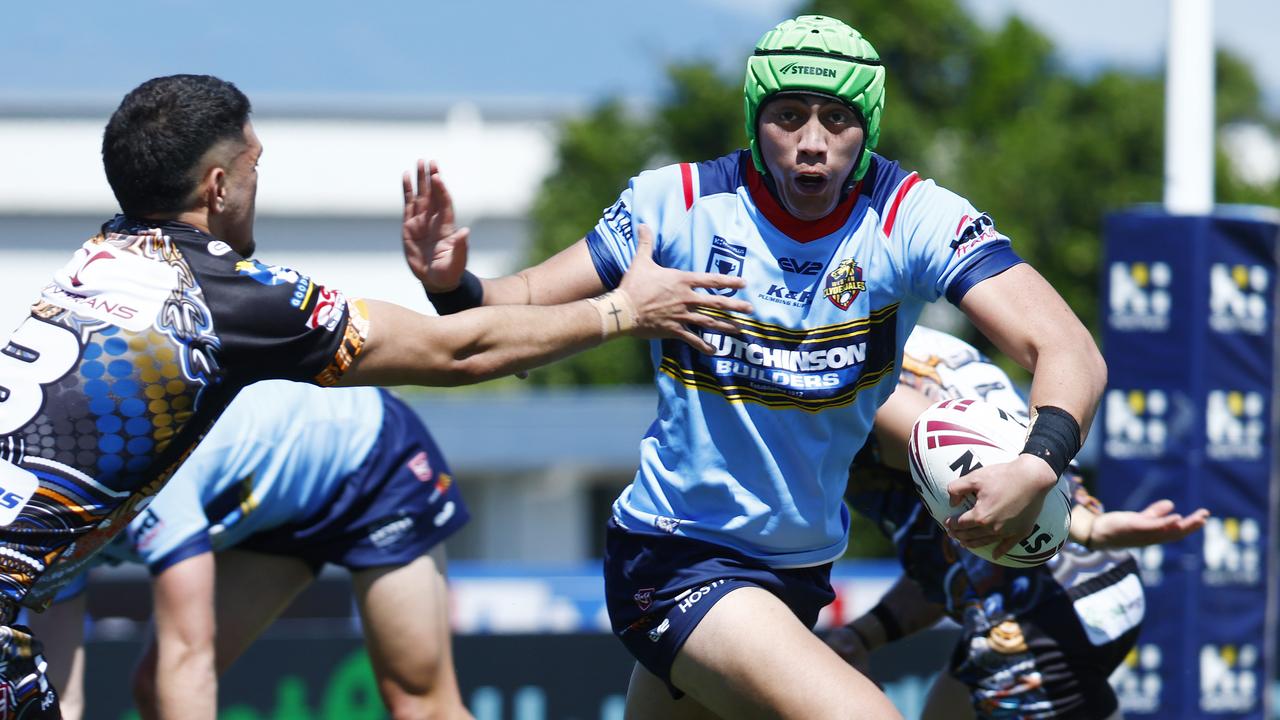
[1021,405,1081,478]
[426,271,484,316]
[869,602,903,643]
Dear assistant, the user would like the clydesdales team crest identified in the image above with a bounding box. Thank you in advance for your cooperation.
[823,258,867,310]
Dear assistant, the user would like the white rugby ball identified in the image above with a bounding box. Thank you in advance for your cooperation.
[906,398,1073,567]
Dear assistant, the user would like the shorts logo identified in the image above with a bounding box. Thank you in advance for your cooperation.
[433,500,456,528]
[1202,516,1261,586]
[705,237,747,297]
[1209,263,1268,335]
[306,287,346,332]
[633,588,654,611]
[676,579,726,614]
[407,451,433,483]
[1200,644,1259,712]
[822,258,866,311]
[368,515,415,549]
[1103,389,1168,459]
[1108,261,1171,332]
[1205,389,1264,461]
[647,618,670,642]
[1111,644,1162,714]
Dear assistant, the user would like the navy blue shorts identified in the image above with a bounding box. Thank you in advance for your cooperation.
[239,391,469,573]
[603,518,835,697]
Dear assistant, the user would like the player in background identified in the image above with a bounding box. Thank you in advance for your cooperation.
[400,15,1107,718]
[827,325,1208,720]
[0,74,752,718]
[31,381,473,720]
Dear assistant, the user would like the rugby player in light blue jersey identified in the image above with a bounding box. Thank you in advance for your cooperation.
[33,381,475,720]
[404,15,1106,718]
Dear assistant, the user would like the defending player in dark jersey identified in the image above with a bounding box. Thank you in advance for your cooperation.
[827,326,1207,719]
[0,74,752,718]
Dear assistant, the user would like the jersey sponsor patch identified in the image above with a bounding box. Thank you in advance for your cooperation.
[705,237,746,297]
[305,287,346,332]
[822,258,866,310]
[44,243,180,332]
[951,213,997,257]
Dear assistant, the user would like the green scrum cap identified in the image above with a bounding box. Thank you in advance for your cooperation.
[744,15,885,182]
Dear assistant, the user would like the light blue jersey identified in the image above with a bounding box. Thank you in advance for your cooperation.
[587,150,1021,566]
[108,381,384,572]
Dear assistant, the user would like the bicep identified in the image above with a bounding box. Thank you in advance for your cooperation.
[958,263,1088,370]
[336,300,454,387]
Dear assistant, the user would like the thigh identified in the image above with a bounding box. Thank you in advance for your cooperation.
[212,550,315,673]
[669,586,902,720]
[624,662,717,720]
[350,546,458,697]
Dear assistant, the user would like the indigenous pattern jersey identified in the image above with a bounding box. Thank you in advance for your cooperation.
[102,381,385,573]
[846,327,1143,650]
[0,217,368,614]
[587,150,1022,566]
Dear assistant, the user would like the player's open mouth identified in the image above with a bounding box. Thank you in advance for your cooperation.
[794,173,828,194]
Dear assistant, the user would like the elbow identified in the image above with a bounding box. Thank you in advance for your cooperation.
[1088,342,1108,399]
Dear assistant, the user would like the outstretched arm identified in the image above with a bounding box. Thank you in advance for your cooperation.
[946,264,1107,558]
[402,160,606,308]
[1072,499,1209,550]
[344,224,752,387]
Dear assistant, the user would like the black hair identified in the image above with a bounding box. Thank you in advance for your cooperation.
[102,74,252,216]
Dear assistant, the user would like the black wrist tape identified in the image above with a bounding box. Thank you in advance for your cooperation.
[426,271,484,315]
[870,602,903,643]
[1021,405,1081,478]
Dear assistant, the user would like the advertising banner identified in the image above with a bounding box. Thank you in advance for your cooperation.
[1099,208,1280,719]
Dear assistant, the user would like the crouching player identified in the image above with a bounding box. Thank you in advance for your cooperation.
[32,380,474,720]
[828,326,1208,719]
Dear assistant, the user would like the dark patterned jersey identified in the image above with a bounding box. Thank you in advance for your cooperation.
[0,216,369,615]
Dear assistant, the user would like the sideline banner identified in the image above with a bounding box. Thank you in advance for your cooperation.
[1099,207,1280,719]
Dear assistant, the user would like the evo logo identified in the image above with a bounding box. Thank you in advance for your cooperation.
[1209,263,1268,335]
[778,257,822,275]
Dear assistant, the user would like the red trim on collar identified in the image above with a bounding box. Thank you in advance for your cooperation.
[680,163,694,210]
[745,162,860,243]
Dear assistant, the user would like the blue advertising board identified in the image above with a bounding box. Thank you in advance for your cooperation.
[1100,207,1280,718]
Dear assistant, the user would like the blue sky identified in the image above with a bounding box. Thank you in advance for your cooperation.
[3,0,1277,112]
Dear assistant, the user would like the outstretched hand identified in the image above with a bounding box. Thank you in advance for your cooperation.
[944,454,1058,559]
[1088,499,1210,549]
[617,225,753,353]
[402,159,471,293]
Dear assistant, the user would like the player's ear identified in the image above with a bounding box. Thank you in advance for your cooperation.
[204,167,228,215]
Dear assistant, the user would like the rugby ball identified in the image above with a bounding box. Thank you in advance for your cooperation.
[906,398,1073,567]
